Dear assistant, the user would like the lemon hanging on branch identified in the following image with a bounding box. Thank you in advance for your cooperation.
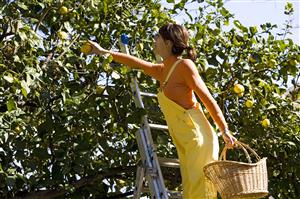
[59,6,69,15]
[14,126,22,134]
[233,83,245,94]
[81,42,93,55]
[245,99,254,108]
[261,118,270,128]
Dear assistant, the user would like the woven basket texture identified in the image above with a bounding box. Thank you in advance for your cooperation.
[203,141,268,199]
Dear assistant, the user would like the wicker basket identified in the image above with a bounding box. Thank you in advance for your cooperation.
[203,141,268,199]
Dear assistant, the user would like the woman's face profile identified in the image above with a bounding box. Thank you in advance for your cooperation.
[153,33,164,56]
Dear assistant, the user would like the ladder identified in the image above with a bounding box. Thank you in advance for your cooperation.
[119,34,182,199]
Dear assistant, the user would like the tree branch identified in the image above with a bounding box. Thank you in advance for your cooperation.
[14,165,136,199]
[106,191,135,199]
[56,34,80,60]
[35,6,53,32]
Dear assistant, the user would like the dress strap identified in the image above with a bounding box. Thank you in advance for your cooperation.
[161,59,182,88]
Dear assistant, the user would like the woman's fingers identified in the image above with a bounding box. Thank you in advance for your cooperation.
[222,132,237,148]
[87,40,106,55]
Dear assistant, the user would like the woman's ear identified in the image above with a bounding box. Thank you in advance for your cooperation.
[165,40,173,49]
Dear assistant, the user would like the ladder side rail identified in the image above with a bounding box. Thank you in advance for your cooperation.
[119,36,168,199]
[136,128,165,198]
[133,165,145,199]
[129,58,169,199]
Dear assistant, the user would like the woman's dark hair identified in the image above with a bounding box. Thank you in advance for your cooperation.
[158,23,196,61]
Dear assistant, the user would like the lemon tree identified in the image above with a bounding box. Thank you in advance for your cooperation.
[183,1,300,198]
[0,0,299,198]
[0,0,171,198]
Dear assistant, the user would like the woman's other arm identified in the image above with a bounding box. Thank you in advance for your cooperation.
[182,59,236,145]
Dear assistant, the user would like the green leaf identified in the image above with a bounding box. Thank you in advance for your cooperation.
[103,0,108,16]
[267,104,277,110]
[18,2,28,10]
[3,74,14,83]
[120,66,128,74]
[250,26,258,35]
[207,56,219,66]
[7,98,16,112]
[18,31,27,41]
[6,175,16,187]
[284,2,294,15]
[13,55,21,63]
[220,7,229,17]
[233,20,248,32]
[64,21,72,33]
[286,141,296,147]
[224,19,229,26]
[21,80,30,97]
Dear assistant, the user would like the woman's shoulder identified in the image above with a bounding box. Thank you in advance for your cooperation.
[178,58,197,72]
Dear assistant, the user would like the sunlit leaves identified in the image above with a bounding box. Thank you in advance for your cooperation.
[284,2,294,15]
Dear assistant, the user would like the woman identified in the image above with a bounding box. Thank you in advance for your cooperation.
[88,23,236,199]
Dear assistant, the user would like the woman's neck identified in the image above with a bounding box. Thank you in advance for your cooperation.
[162,54,178,66]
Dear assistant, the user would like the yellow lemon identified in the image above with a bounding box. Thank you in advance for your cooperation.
[234,84,245,94]
[59,6,69,15]
[81,43,92,55]
[57,31,68,40]
[245,99,254,108]
[14,126,22,134]
[261,118,270,128]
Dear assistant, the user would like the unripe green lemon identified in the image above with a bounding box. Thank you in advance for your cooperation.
[248,55,257,63]
[96,85,105,94]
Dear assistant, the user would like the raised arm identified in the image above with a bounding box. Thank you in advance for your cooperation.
[181,59,236,146]
[87,41,163,81]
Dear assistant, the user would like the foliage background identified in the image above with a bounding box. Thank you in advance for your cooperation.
[0,0,299,198]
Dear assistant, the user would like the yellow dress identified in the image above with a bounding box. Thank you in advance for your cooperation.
[157,60,219,199]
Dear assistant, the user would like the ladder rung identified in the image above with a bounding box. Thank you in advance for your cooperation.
[142,187,182,199]
[158,157,180,168]
[140,91,157,97]
[167,190,182,199]
[149,123,168,131]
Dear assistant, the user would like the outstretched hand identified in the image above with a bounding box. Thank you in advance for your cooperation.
[87,40,109,55]
[222,130,237,148]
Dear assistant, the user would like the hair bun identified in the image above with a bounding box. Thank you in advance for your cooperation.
[186,46,192,50]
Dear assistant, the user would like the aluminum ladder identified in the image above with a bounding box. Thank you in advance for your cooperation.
[119,34,182,199]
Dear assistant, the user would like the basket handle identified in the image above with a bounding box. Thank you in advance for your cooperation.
[220,141,261,163]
